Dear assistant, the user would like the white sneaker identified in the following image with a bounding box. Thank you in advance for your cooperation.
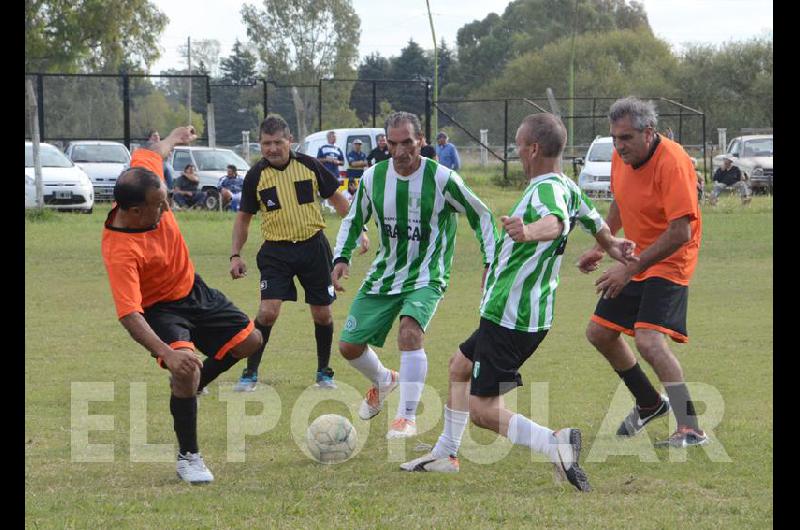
[400,451,460,473]
[358,370,399,420]
[176,452,214,484]
[550,428,591,492]
[387,417,418,439]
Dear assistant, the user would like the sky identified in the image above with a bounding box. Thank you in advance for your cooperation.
[150,0,773,74]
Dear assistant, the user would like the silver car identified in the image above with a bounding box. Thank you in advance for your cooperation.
[64,141,131,201]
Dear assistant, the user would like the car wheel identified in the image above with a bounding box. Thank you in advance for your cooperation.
[204,192,220,210]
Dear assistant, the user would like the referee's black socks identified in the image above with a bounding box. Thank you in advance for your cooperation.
[246,319,273,373]
[616,363,662,410]
[314,322,334,372]
[170,394,198,455]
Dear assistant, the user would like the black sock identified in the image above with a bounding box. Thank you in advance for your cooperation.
[664,383,700,431]
[198,354,240,392]
[170,395,198,455]
[616,363,661,409]
[314,322,334,372]
[246,319,272,373]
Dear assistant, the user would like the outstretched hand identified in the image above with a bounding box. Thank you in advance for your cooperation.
[332,262,350,292]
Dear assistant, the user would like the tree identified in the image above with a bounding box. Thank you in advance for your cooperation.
[25,0,167,73]
[179,39,222,79]
[219,40,259,84]
[215,41,263,144]
[241,0,360,139]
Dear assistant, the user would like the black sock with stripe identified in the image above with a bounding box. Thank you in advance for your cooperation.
[170,395,198,455]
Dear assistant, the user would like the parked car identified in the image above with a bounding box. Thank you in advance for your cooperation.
[576,136,613,200]
[25,142,94,213]
[64,141,131,201]
[232,142,263,164]
[299,127,385,185]
[25,173,36,209]
[168,146,250,210]
[712,134,773,193]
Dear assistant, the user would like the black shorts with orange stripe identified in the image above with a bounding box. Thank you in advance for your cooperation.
[143,274,253,368]
[592,276,689,343]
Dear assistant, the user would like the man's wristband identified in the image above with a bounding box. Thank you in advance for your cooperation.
[230,254,241,261]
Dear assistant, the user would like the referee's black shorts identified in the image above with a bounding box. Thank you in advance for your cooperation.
[459,317,549,397]
[591,276,689,343]
[257,229,335,306]
[143,274,254,368]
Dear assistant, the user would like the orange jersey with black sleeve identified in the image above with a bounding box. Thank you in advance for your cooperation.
[610,136,702,285]
[101,148,195,319]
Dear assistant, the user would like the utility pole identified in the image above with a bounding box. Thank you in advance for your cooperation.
[568,0,579,156]
[426,0,438,135]
[187,36,192,127]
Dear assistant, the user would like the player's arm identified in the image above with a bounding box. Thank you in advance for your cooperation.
[230,211,253,279]
[577,199,623,272]
[443,171,498,266]
[332,179,373,290]
[144,126,197,160]
[500,214,563,242]
[119,312,201,376]
[327,190,352,217]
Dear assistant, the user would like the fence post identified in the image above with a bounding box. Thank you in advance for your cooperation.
[123,73,131,150]
[36,74,45,142]
[263,79,268,119]
[425,82,431,141]
[372,81,377,128]
[26,79,44,208]
[318,79,323,131]
[503,99,509,183]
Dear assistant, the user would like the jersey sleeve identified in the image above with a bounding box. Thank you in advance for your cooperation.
[130,148,165,181]
[312,157,341,199]
[443,170,498,266]
[656,156,699,222]
[530,181,570,237]
[333,173,373,264]
[575,189,606,235]
[239,161,265,214]
[102,250,144,319]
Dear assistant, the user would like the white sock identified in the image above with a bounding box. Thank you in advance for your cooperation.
[506,413,557,461]
[432,406,470,458]
[395,349,427,421]
[348,347,392,387]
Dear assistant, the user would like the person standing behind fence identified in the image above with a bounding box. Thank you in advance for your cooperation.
[317,130,344,180]
[229,115,369,392]
[436,132,461,170]
[367,133,391,166]
[346,139,368,185]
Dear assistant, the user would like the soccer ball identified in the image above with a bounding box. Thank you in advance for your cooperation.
[306,414,358,464]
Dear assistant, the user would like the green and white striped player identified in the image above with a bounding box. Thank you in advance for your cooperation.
[401,113,638,492]
[332,112,498,440]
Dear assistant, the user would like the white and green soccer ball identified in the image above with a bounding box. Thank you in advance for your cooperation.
[306,414,358,464]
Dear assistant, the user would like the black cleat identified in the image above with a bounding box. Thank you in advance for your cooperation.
[552,428,592,492]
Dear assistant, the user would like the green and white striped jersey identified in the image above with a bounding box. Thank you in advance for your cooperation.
[334,157,497,296]
[480,172,605,332]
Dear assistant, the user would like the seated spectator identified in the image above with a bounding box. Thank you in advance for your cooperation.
[173,164,207,209]
[710,156,752,205]
[218,164,244,211]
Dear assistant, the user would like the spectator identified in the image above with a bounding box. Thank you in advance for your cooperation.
[420,133,437,160]
[435,132,461,170]
[709,156,752,205]
[173,164,207,209]
[317,131,344,179]
[346,139,368,185]
[367,134,391,166]
[665,127,675,141]
[146,129,174,191]
[218,164,244,211]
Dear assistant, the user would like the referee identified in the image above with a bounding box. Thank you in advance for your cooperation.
[229,115,368,391]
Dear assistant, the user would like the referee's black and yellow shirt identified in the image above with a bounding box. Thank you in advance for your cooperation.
[240,151,340,242]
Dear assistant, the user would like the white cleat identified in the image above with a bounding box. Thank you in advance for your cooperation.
[357,370,399,420]
[386,417,418,439]
[550,428,591,492]
[176,452,214,484]
[400,452,460,473]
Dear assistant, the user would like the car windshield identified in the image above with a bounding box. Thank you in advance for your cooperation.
[192,150,250,171]
[70,144,129,163]
[587,142,613,162]
[25,145,73,168]
[741,139,773,158]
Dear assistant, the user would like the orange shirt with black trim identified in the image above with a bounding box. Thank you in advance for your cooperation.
[101,149,195,319]
[610,136,702,285]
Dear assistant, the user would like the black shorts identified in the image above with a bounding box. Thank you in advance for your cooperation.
[592,276,689,343]
[143,274,253,368]
[459,318,549,397]
[257,230,335,306]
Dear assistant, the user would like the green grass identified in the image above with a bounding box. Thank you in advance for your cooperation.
[25,183,772,529]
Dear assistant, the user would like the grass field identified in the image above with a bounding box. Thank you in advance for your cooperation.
[25,180,772,529]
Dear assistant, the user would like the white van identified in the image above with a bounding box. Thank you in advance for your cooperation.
[299,127,385,186]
